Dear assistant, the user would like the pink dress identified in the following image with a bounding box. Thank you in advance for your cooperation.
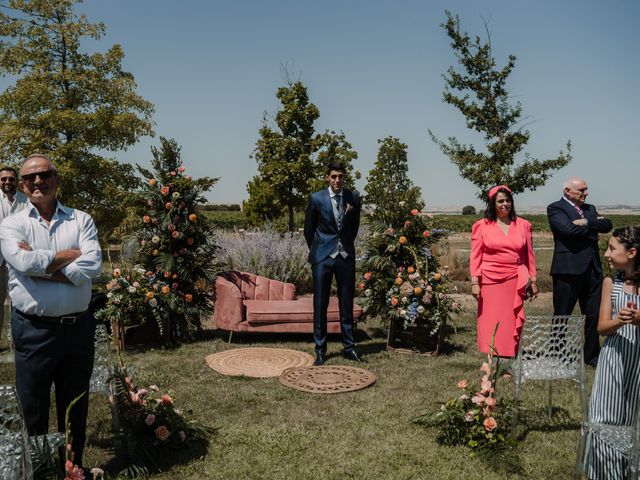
[470,217,536,357]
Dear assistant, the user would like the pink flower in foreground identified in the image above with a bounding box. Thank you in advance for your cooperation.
[485,396,497,408]
[480,362,491,375]
[155,425,170,441]
[145,414,156,426]
[483,417,497,432]
[178,166,185,173]
[465,411,475,422]
[471,394,486,405]
[481,376,492,394]
[457,379,468,389]
[65,460,85,480]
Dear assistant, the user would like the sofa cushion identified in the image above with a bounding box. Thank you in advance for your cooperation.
[221,271,296,301]
[244,297,362,324]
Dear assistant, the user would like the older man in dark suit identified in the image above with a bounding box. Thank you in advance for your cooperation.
[304,162,361,366]
[547,177,612,366]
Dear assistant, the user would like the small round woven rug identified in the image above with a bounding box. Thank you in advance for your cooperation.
[205,347,314,378]
[279,365,376,394]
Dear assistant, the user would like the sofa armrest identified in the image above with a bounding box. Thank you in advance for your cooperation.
[213,276,245,331]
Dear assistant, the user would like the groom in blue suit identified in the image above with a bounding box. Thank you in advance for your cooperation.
[304,162,362,365]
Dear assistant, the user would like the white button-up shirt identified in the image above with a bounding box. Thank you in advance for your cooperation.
[0,200,102,316]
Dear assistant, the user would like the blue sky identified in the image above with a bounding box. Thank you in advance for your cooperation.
[66,1,639,207]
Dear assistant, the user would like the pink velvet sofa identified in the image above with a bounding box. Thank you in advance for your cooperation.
[212,271,362,341]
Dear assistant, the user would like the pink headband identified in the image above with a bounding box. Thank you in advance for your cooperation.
[488,184,512,200]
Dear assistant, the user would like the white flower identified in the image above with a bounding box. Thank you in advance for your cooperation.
[172,191,180,199]
[401,296,408,304]
[151,236,160,244]
[365,289,372,296]
[417,305,425,313]
[106,292,113,298]
[149,298,158,307]
[400,309,406,316]
[399,201,406,207]
[113,297,121,305]
[128,286,136,293]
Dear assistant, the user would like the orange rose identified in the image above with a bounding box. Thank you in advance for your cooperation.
[165,202,173,210]
[149,178,156,186]
[399,236,408,244]
[358,283,365,290]
[422,230,430,238]
[457,379,468,389]
[161,394,173,405]
[185,294,193,302]
[155,425,170,441]
[395,277,403,285]
[414,287,422,295]
[407,266,414,273]
[113,268,121,277]
[433,272,442,281]
[391,297,399,306]
[188,213,197,222]
[160,186,170,195]
[483,417,497,432]
[143,215,151,224]
[172,273,178,279]
[161,286,170,294]
[411,208,419,216]
[363,271,372,280]
[145,291,154,300]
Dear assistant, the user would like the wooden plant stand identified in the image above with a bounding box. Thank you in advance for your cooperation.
[386,317,444,356]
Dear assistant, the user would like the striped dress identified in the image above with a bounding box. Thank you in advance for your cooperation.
[586,273,640,479]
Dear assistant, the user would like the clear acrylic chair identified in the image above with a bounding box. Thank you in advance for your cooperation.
[575,373,640,479]
[510,315,587,438]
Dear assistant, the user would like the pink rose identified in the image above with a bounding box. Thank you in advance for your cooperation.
[457,379,468,389]
[178,166,185,173]
[481,376,492,394]
[145,414,156,426]
[471,394,486,405]
[485,396,496,407]
[130,392,140,404]
[480,362,491,375]
[483,417,497,432]
[137,388,149,397]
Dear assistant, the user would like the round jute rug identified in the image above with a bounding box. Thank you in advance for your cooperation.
[279,365,376,394]
[205,347,314,378]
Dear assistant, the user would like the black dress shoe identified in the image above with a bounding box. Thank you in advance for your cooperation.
[314,354,325,366]
[342,350,364,362]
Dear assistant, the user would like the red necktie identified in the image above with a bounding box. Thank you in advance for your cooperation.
[574,205,584,218]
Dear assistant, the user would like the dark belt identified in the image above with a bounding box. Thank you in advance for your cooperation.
[16,309,86,326]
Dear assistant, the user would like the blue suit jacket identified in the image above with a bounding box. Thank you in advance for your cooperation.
[547,198,612,275]
[304,188,361,265]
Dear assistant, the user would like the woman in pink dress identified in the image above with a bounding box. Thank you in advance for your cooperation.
[470,185,538,357]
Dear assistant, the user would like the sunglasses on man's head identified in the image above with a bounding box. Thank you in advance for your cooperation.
[21,170,56,183]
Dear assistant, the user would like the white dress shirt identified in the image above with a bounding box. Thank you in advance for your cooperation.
[0,200,102,316]
[0,190,28,265]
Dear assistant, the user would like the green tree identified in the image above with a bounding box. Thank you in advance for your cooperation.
[245,80,359,231]
[364,136,423,226]
[0,0,154,240]
[430,11,571,202]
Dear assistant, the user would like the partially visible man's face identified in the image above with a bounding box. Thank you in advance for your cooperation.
[325,169,345,194]
[0,169,17,195]
[564,179,588,206]
[20,156,59,206]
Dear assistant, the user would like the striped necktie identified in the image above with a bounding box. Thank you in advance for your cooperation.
[334,195,343,229]
[574,204,584,218]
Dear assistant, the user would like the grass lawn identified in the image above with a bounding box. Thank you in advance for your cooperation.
[0,292,593,479]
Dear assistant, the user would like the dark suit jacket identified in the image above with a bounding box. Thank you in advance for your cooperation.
[547,198,613,275]
[304,188,361,265]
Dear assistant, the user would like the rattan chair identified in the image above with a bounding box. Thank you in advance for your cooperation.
[510,315,587,438]
[575,376,640,479]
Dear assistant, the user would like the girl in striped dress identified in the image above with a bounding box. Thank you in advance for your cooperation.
[587,226,640,479]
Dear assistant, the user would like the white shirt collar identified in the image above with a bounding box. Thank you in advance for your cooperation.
[562,195,579,208]
[328,187,343,198]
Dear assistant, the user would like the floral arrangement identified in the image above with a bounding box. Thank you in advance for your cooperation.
[109,364,215,477]
[359,205,459,334]
[96,265,205,340]
[98,138,220,341]
[413,331,517,464]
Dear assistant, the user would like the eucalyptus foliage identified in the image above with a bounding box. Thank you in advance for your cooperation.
[430,11,571,202]
[0,0,155,240]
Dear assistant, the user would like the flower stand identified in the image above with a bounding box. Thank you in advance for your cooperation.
[386,317,444,355]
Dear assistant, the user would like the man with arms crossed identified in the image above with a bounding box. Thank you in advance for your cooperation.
[304,162,362,366]
[547,177,612,367]
[0,166,28,349]
[0,154,102,466]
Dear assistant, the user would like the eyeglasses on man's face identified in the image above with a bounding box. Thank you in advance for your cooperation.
[21,170,57,183]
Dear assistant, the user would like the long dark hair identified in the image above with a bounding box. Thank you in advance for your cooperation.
[484,188,517,222]
[611,226,640,284]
